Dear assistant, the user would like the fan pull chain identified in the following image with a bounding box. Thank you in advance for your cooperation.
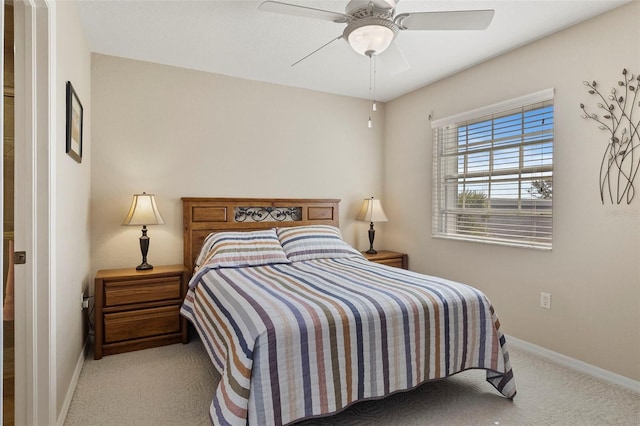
[372,54,377,112]
[367,52,374,128]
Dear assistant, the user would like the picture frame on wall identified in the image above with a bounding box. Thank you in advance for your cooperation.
[66,81,83,163]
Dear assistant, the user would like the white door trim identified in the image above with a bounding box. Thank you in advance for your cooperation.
[13,0,56,424]
[0,1,5,418]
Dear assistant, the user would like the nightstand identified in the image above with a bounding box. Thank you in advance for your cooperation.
[94,264,189,360]
[362,250,408,269]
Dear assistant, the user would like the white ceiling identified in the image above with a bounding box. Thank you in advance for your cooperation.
[76,0,630,102]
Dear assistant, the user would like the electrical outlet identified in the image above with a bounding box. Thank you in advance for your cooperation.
[81,291,89,310]
[540,292,551,309]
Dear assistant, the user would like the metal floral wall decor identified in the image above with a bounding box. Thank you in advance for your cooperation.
[580,68,640,204]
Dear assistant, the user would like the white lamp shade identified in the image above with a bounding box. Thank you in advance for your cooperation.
[356,198,388,223]
[347,24,395,56]
[122,192,165,226]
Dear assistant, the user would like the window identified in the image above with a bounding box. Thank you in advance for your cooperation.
[432,89,554,249]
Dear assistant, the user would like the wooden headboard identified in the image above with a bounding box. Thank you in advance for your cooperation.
[182,197,340,272]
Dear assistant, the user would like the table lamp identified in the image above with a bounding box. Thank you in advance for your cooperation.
[122,192,165,270]
[356,197,388,254]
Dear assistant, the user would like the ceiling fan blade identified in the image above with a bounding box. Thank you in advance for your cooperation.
[291,35,343,67]
[259,1,350,23]
[395,10,495,31]
[379,40,410,75]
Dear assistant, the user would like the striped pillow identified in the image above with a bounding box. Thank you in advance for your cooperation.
[195,232,220,268]
[277,225,363,262]
[198,229,291,269]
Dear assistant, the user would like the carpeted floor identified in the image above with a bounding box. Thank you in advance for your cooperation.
[64,337,640,425]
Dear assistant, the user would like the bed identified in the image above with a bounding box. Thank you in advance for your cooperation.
[180,197,516,425]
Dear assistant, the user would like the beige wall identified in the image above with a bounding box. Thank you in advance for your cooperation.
[55,0,92,418]
[88,2,638,384]
[90,55,385,274]
[384,2,640,381]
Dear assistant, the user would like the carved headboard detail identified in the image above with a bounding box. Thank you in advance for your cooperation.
[182,197,340,273]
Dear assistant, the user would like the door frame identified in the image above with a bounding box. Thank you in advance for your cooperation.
[0,0,5,419]
[11,0,56,424]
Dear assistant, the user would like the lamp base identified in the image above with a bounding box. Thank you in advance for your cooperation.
[136,226,153,270]
[136,262,153,271]
[366,222,378,255]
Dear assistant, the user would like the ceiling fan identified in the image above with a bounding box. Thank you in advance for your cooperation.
[259,0,495,72]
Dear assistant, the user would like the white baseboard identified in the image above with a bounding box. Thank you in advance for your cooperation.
[506,334,640,394]
[56,337,89,426]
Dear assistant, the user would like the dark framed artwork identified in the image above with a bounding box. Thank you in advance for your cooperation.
[66,81,83,163]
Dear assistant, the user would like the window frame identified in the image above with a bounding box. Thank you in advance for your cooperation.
[431,89,554,250]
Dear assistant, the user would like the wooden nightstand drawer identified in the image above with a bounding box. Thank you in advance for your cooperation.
[94,264,189,359]
[104,305,181,343]
[362,250,409,270]
[375,258,405,269]
[104,276,181,307]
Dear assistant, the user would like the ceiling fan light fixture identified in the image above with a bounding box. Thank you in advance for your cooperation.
[344,18,398,56]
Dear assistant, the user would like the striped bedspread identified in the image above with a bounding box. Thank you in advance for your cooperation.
[180,257,516,425]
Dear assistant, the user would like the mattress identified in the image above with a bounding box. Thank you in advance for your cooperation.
[180,256,516,425]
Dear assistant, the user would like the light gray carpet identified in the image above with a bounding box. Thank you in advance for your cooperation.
[65,337,640,425]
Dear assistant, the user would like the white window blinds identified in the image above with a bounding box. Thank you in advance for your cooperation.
[431,89,554,249]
